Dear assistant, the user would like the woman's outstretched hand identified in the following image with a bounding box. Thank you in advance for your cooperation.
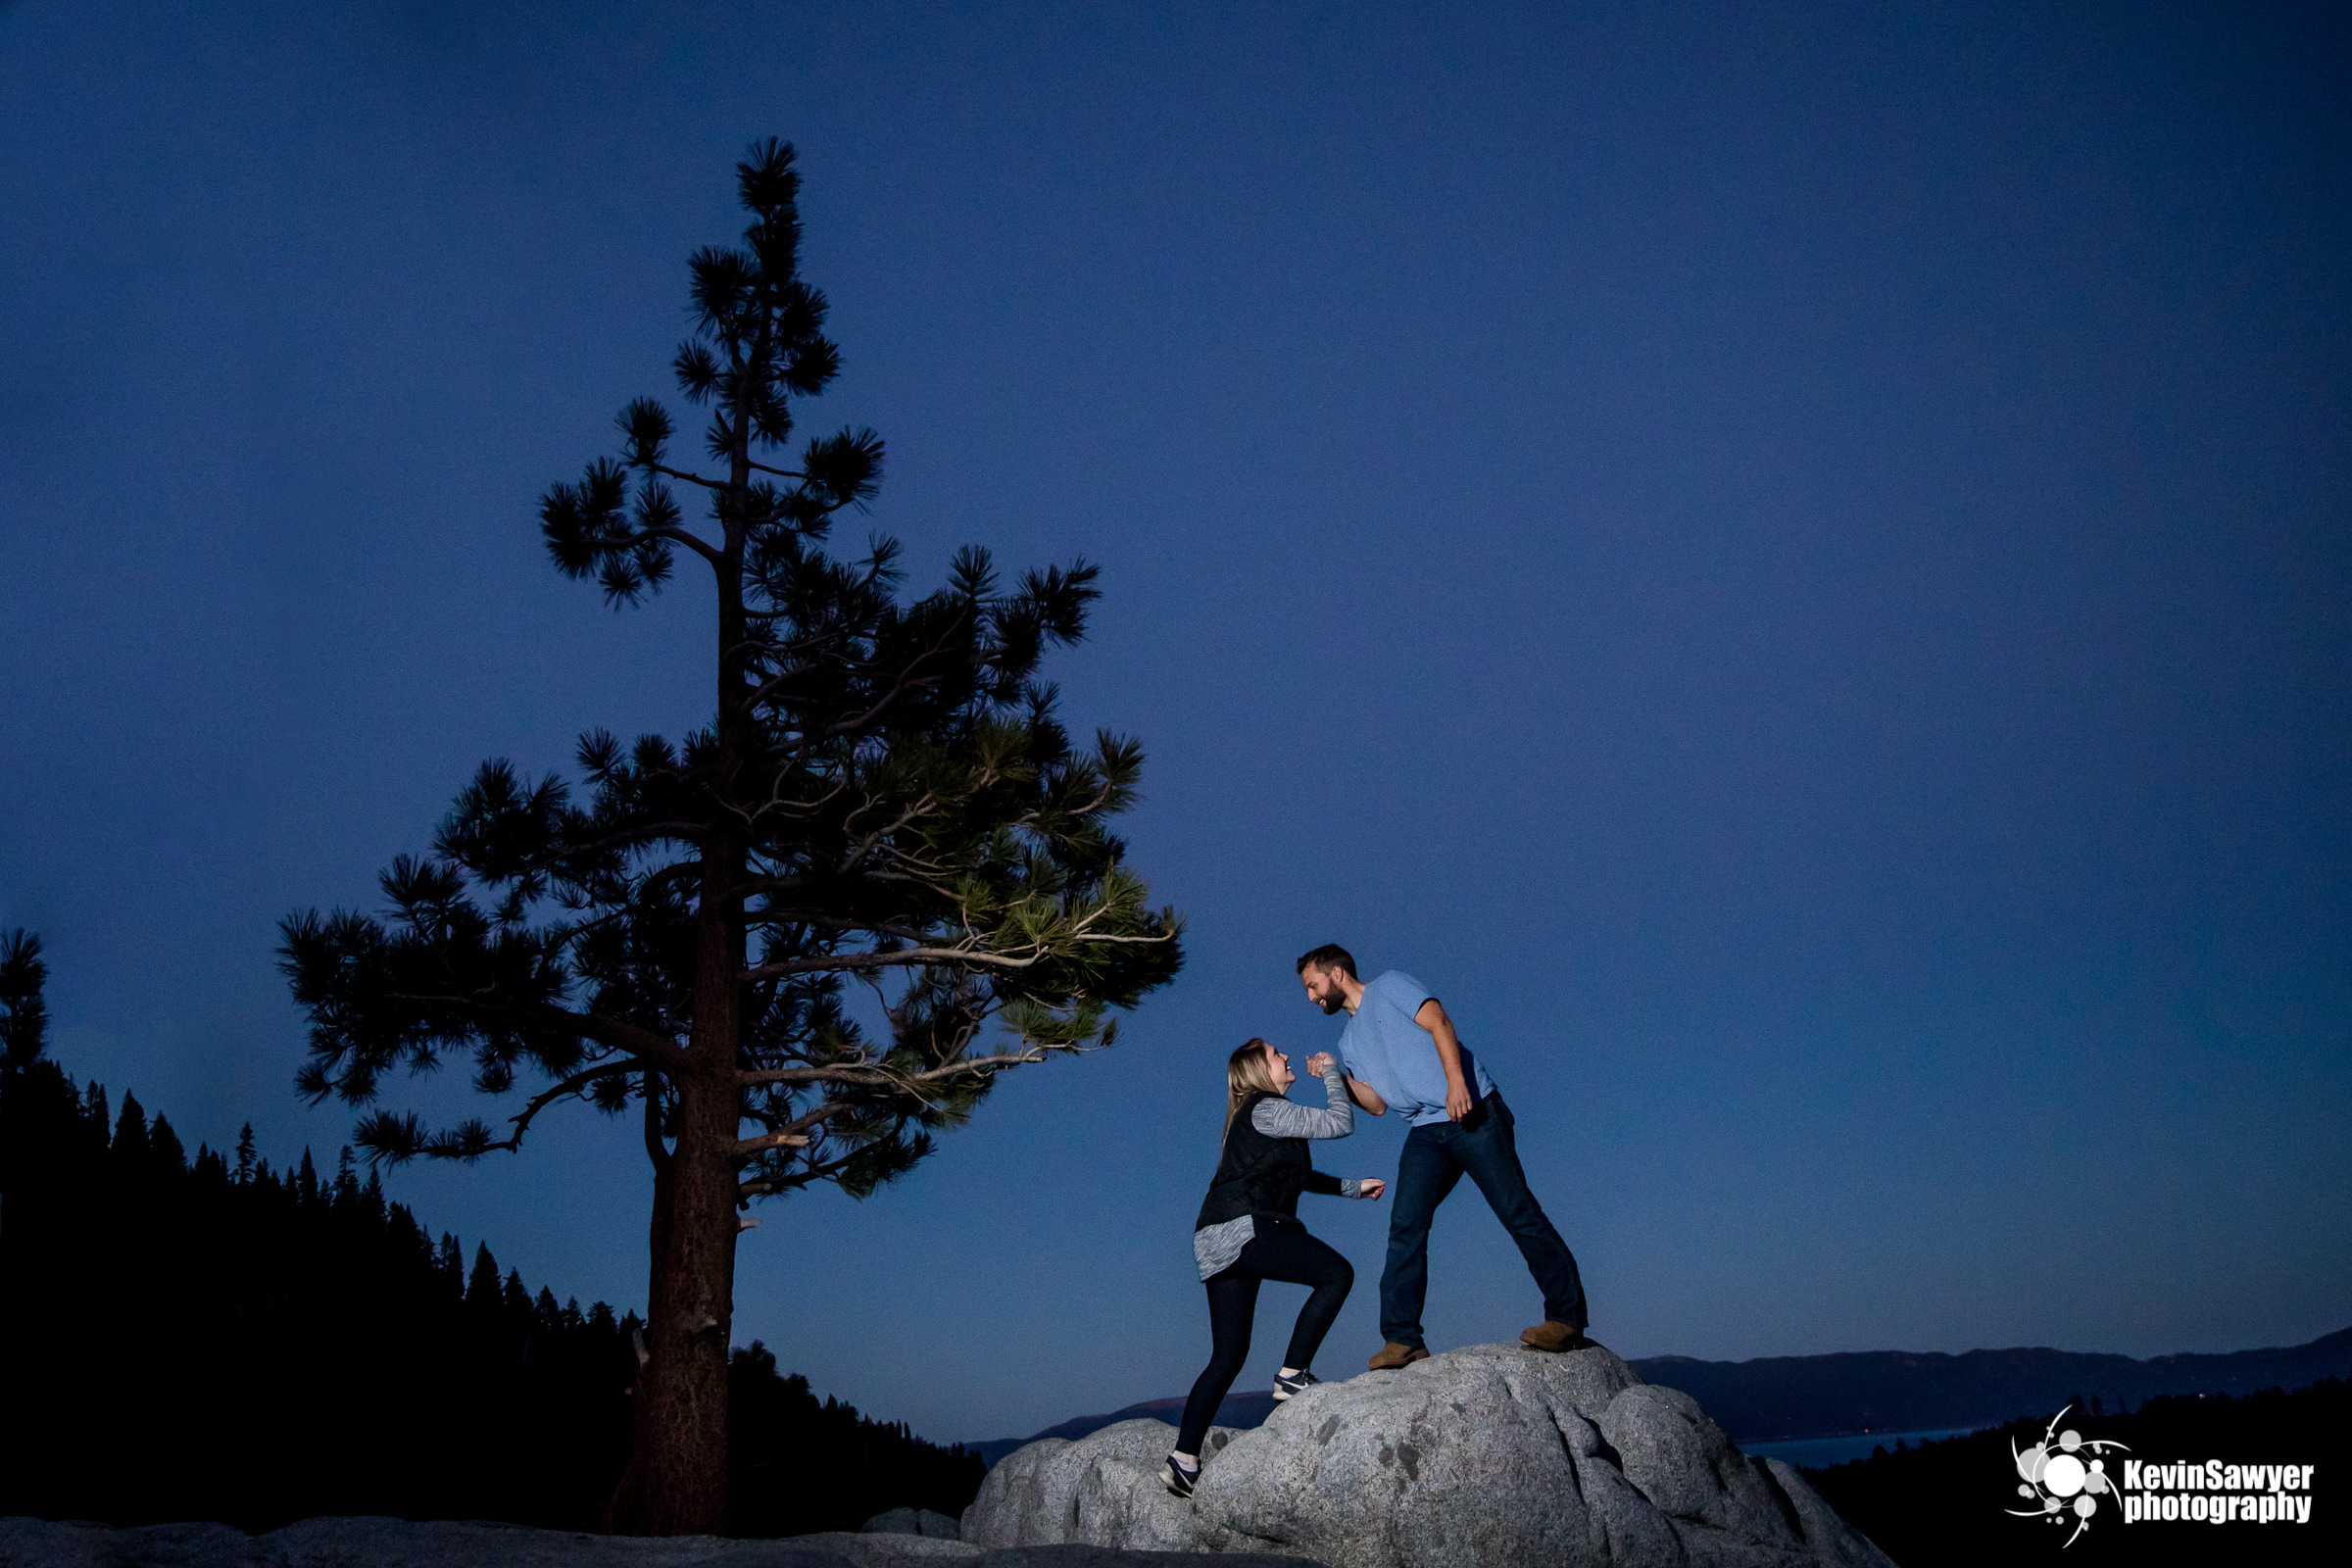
[1305,1052,1338,1077]
[1355,1178,1386,1200]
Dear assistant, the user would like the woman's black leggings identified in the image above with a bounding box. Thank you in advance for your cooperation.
[1175,1215,1353,1456]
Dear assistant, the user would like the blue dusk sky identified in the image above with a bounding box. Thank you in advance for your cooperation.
[2,2,2346,1446]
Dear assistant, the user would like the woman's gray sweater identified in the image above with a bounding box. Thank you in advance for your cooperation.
[1193,1065,1365,1280]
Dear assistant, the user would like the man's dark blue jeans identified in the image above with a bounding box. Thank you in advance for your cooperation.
[1381,1094,1586,1348]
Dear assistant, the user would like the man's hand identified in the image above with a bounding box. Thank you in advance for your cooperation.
[1446,1080,1475,1121]
[1355,1178,1386,1200]
[1305,1052,1337,1077]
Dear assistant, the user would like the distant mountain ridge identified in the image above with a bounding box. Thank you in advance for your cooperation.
[970,1390,1278,1467]
[971,1325,2352,1463]
[1633,1324,2352,1442]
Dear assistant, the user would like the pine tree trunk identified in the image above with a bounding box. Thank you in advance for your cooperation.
[607,809,746,1534]
[606,1063,740,1535]
[607,379,759,1538]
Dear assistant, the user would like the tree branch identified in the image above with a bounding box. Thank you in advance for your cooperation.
[550,822,712,858]
[642,1069,671,1171]
[739,928,1171,984]
[650,462,726,492]
[468,1059,640,1153]
[731,1129,810,1157]
[735,1044,1067,1091]
[650,524,727,567]
[739,1144,867,1199]
[740,946,1035,981]
[379,993,691,1072]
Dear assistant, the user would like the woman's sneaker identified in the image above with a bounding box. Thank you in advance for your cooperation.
[1162,1453,1200,1498]
[1272,1368,1321,1400]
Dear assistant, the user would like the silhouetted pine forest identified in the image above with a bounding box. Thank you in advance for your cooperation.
[0,1050,982,1533]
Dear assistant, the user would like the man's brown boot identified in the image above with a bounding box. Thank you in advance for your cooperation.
[1368,1342,1430,1371]
[1521,1321,1595,1353]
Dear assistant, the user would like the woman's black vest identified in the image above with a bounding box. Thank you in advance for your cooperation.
[1195,1090,1311,1230]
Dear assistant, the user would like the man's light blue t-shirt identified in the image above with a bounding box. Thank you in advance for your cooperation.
[1338,970,1498,1127]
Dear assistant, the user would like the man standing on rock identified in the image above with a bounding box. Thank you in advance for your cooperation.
[1298,944,1592,1369]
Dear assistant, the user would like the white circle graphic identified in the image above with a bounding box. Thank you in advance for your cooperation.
[2006,1406,2130,1547]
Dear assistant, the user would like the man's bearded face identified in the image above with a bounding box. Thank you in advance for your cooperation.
[1303,966,1347,1014]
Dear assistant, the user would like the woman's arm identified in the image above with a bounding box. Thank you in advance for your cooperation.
[1304,1171,1389,1200]
[1250,1063,1354,1140]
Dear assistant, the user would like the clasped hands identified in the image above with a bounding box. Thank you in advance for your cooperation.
[1301,1051,1385,1200]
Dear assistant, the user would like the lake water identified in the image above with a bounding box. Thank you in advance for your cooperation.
[1742,1426,1983,1470]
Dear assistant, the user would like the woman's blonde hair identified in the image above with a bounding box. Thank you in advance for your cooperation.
[1224,1038,1281,1138]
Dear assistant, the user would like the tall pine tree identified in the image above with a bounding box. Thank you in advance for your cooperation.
[0,929,54,1269]
[279,139,1182,1535]
[0,930,48,1073]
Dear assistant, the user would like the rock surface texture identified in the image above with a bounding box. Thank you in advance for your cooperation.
[861,1510,965,1540]
[0,1517,1321,1568]
[962,1345,1899,1568]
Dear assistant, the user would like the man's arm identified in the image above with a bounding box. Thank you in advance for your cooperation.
[1415,998,1474,1121]
[1344,1075,1388,1116]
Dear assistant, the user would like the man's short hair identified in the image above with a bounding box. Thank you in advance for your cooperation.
[1296,944,1357,978]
